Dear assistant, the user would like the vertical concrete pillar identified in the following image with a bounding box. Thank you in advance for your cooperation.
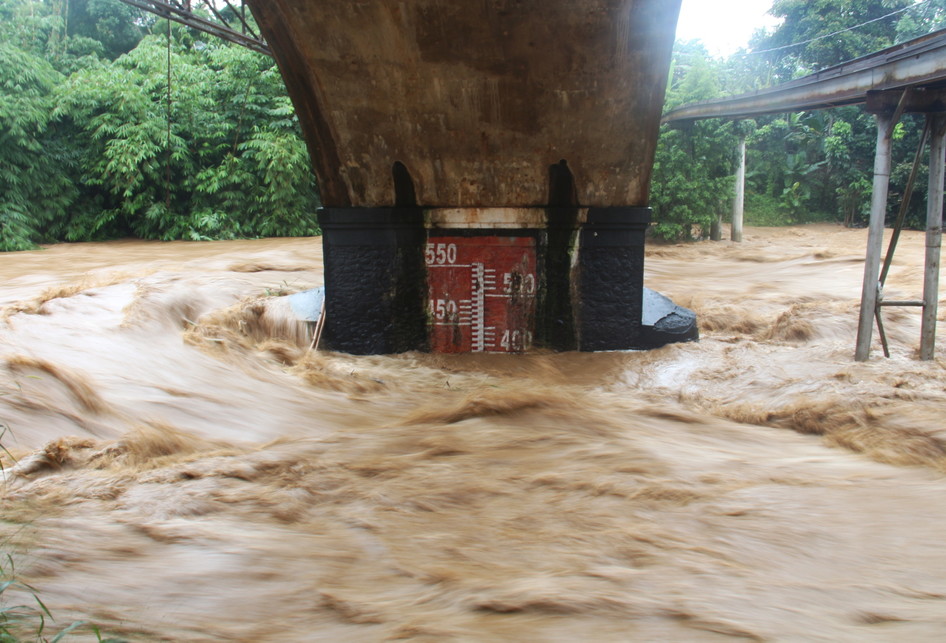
[921,113,946,360]
[855,112,895,361]
[732,136,746,243]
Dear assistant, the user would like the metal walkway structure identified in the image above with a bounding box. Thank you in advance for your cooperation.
[664,29,946,362]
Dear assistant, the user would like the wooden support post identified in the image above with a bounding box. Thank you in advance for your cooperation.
[732,135,746,243]
[921,113,946,360]
[855,112,895,361]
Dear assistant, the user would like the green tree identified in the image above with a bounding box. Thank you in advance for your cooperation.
[0,0,62,57]
[651,43,737,240]
[824,118,873,226]
[0,1,320,250]
[745,111,838,223]
[895,0,946,40]
[760,0,913,79]
[54,28,320,241]
[66,0,145,59]
[0,43,75,250]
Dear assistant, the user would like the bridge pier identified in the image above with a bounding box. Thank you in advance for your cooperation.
[732,136,747,243]
[247,0,693,353]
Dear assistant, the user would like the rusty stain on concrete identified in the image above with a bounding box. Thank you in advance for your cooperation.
[246,0,682,209]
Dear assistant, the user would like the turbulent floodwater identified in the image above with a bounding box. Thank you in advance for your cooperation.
[1,224,945,641]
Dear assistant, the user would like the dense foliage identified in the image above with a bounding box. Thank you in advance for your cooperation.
[651,0,942,240]
[0,0,319,251]
[0,43,73,250]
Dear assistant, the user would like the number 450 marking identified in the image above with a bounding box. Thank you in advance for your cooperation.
[428,298,459,321]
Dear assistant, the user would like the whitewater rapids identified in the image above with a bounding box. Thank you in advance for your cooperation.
[1,224,945,640]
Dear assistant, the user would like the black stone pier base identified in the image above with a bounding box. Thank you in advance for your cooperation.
[317,206,697,354]
[318,208,427,354]
[577,207,650,351]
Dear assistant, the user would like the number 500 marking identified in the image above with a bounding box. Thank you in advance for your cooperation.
[425,243,457,265]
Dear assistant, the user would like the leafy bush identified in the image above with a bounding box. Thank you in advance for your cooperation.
[651,44,737,241]
[743,192,785,227]
[0,2,320,250]
[53,32,321,242]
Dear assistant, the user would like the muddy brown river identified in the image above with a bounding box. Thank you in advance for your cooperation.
[1,224,945,641]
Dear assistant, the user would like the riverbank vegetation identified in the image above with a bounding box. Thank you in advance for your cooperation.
[0,0,319,251]
[0,0,944,249]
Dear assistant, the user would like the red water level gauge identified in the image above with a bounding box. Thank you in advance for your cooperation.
[426,236,537,353]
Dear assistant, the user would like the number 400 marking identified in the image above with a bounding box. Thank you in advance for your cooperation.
[500,329,532,352]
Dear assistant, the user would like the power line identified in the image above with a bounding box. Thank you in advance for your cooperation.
[735,0,933,58]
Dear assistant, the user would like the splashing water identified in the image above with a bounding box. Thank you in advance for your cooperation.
[1,225,945,640]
